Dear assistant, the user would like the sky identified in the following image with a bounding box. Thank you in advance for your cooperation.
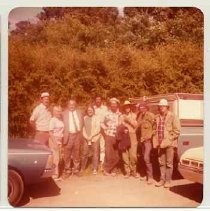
[9,7,43,29]
[8,7,124,30]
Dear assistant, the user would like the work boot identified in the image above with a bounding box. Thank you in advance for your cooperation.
[164,181,171,188]
[155,180,165,187]
[147,178,154,185]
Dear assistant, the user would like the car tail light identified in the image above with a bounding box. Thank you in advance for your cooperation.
[183,141,189,146]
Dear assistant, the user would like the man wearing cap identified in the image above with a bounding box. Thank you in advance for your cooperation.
[153,99,181,188]
[101,97,121,176]
[62,99,84,178]
[30,92,52,145]
[93,95,108,169]
[120,100,139,178]
[137,102,156,184]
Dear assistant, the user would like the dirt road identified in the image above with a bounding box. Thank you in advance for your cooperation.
[19,173,202,208]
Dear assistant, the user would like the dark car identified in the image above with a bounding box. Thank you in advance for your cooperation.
[8,138,55,206]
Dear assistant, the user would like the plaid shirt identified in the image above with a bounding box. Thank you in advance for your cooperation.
[157,115,166,144]
[103,111,121,137]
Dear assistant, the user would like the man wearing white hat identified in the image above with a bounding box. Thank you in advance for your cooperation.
[120,100,139,178]
[153,98,181,188]
[30,92,52,145]
[101,97,121,176]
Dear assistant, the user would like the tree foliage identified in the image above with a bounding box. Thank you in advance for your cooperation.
[9,7,203,137]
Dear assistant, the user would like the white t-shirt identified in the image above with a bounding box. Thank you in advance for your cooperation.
[94,105,108,123]
[30,103,52,131]
[49,117,64,138]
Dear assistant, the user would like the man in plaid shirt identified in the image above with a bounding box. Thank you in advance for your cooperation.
[157,115,166,144]
[153,99,181,188]
[101,98,121,176]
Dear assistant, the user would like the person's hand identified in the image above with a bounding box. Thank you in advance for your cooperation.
[124,117,130,123]
[140,137,145,142]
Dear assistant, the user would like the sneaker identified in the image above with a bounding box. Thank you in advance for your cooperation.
[124,174,130,179]
[74,171,82,177]
[62,173,70,180]
[93,169,97,175]
[103,171,110,176]
[155,180,165,187]
[111,172,117,177]
[139,176,147,181]
[147,178,154,185]
[164,181,171,188]
[132,172,140,178]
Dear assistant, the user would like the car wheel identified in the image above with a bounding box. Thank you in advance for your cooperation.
[8,169,24,206]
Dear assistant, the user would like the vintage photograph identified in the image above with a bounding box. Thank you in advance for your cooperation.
[8,7,203,207]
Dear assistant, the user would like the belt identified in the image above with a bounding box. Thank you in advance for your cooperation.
[36,130,49,133]
[68,131,80,135]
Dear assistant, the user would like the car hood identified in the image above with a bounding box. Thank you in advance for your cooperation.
[180,147,203,162]
[9,138,51,154]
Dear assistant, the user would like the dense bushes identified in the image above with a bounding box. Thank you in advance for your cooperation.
[9,7,203,137]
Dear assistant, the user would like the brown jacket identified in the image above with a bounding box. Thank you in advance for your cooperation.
[153,111,181,148]
[120,112,138,134]
[137,111,156,142]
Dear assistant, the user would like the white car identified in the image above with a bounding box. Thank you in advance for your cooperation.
[178,147,203,184]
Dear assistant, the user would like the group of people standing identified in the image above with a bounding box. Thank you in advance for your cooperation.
[29,92,181,188]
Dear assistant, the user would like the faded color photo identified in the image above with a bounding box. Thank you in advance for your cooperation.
[8,7,203,207]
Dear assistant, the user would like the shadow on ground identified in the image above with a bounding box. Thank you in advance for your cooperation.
[170,183,203,204]
[19,178,61,207]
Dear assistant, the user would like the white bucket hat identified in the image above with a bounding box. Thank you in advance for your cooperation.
[110,97,120,104]
[158,99,169,106]
[123,100,131,106]
[41,92,50,98]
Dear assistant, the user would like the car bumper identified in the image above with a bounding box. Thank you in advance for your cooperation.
[178,163,203,184]
[41,168,54,178]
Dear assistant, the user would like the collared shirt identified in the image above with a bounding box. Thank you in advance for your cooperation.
[94,105,108,123]
[103,111,121,137]
[69,110,80,133]
[157,114,166,143]
[49,117,64,138]
[30,103,52,131]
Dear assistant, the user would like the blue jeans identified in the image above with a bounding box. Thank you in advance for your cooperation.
[141,140,153,178]
[158,146,174,182]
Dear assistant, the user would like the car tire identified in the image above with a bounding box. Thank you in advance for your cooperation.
[8,169,24,206]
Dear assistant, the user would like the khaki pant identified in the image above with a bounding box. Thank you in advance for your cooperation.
[48,137,62,176]
[122,133,138,174]
[99,133,105,163]
[34,131,50,146]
